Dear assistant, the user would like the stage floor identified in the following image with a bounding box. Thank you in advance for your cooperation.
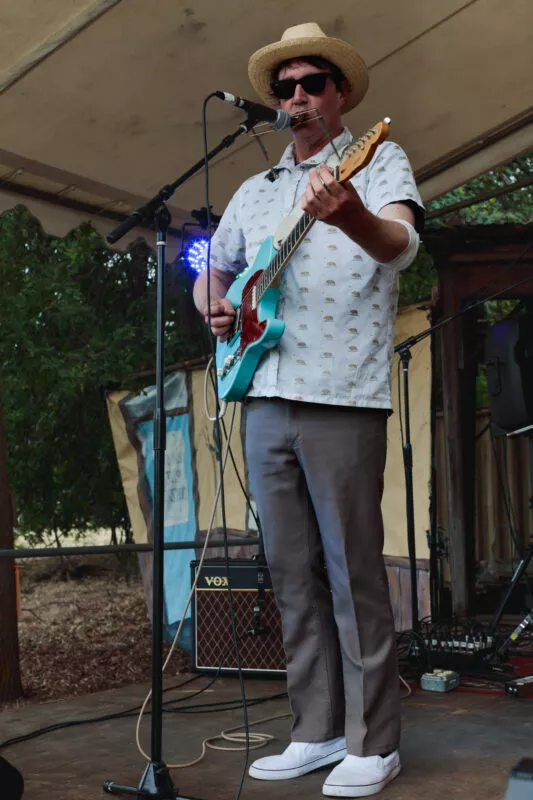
[1,675,531,799]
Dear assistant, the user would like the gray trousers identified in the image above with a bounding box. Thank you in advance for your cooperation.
[245,398,400,757]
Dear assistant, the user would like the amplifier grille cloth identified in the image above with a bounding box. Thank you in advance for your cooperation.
[195,588,285,672]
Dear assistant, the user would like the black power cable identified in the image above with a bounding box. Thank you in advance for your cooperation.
[0,642,288,754]
[0,675,201,752]
[0,688,289,752]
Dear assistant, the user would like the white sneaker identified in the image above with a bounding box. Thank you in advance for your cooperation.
[322,752,401,797]
[249,738,347,781]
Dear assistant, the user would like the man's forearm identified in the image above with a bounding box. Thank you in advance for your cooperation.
[193,268,234,314]
[336,207,410,264]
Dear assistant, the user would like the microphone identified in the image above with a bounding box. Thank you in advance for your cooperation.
[215,91,290,132]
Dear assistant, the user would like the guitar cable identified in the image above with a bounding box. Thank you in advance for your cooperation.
[133,402,238,763]
[200,93,251,800]
[206,367,262,534]
[203,356,226,421]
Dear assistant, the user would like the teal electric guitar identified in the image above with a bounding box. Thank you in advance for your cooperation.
[216,118,390,401]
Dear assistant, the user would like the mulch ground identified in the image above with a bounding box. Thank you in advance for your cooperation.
[9,554,190,707]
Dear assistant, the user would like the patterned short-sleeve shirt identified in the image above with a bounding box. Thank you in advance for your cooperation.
[209,127,424,409]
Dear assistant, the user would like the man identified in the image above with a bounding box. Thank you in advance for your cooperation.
[193,22,423,797]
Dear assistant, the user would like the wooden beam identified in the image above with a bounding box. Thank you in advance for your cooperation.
[425,175,533,221]
[427,222,533,617]
[0,0,124,95]
[0,390,22,703]
[439,270,471,616]
[461,306,478,608]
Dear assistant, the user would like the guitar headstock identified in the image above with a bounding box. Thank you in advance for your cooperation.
[337,118,391,183]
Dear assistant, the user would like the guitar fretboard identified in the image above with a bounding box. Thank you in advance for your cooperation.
[255,210,315,299]
[254,164,341,300]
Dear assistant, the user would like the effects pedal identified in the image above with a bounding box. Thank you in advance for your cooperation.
[504,674,533,698]
[506,759,533,799]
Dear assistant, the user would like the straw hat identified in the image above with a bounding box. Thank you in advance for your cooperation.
[248,22,369,113]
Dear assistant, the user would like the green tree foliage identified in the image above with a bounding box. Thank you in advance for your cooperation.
[426,151,533,227]
[0,206,205,544]
[399,150,533,307]
[398,244,437,307]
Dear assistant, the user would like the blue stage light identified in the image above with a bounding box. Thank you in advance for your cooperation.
[183,236,210,274]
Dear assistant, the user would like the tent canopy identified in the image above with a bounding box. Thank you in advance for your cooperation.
[0,0,532,248]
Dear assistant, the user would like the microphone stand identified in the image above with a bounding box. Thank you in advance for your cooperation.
[396,264,533,635]
[106,121,257,247]
[396,338,420,634]
[103,113,259,800]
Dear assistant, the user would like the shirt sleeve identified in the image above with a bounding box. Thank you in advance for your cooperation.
[364,141,425,233]
[209,185,248,275]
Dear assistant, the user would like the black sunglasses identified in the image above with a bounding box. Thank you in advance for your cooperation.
[270,72,334,100]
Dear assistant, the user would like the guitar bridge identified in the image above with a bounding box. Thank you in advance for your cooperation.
[217,352,239,379]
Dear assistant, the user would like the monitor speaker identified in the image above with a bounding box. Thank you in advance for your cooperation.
[0,756,24,800]
[486,315,533,433]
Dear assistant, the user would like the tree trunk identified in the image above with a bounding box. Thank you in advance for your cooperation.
[0,392,23,703]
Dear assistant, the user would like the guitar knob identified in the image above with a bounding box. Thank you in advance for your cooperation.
[217,368,224,377]
[224,356,234,367]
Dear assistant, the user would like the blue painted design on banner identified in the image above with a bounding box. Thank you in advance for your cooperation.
[136,413,196,651]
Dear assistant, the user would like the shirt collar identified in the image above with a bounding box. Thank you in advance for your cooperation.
[274,127,354,171]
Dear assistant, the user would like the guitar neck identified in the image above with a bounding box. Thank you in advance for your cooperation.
[257,163,343,299]
[256,210,315,298]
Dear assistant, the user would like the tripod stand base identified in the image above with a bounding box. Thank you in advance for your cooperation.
[104,761,203,799]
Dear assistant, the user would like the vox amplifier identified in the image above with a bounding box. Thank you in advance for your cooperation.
[190,559,286,676]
